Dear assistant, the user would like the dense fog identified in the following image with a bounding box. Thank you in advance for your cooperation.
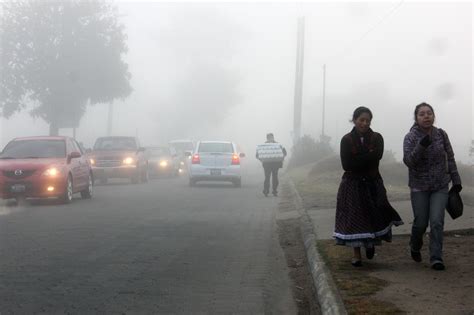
[1,1,472,163]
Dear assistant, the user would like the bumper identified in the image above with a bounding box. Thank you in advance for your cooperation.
[189,165,241,182]
[0,177,67,200]
[149,168,175,176]
[92,165,137,179]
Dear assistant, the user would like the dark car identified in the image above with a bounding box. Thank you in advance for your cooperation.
[88,136,148,184]
[0,136,93,204]
[169,139,194,173]
[145,146,180,178]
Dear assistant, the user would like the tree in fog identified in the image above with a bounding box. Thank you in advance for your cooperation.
[0,0,132,135]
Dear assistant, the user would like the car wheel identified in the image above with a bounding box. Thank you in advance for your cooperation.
[233,179,242,188]
[189,178,196,186]
[61,175,73,204]
[99,177,108,185]
[81,173,93,199]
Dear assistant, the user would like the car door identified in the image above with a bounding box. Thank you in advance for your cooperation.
[67,139,85,190]
[73,139,91,186]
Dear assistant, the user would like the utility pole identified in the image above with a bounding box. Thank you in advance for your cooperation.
[293,17,305,146]
[322,64,326,137]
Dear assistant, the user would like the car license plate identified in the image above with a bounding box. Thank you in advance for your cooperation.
[11,184,26,193]
[210,169,221,176]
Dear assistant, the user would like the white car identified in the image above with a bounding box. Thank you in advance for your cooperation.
[187,141,245,187]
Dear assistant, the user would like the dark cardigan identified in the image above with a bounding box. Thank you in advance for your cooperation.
[340,128,384,179]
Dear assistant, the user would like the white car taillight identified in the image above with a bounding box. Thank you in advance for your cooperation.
[192,154,200,164]
[231,154,240,165]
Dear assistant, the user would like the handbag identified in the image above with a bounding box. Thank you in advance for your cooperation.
[446,189,463,220]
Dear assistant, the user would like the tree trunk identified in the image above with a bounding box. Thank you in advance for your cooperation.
[49,121,59,136]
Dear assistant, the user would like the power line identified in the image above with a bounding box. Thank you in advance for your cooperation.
[326,1,405,64]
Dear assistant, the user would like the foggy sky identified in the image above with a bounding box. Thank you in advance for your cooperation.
[1,1,472,163]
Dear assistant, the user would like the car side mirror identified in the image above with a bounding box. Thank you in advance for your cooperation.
[239,153,246,158]
[184,151,192,157]
[68,151,81,162]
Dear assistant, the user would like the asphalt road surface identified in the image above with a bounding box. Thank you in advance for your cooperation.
[0,170,298,314]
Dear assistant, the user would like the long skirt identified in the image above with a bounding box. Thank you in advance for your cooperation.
[334,176,403,248]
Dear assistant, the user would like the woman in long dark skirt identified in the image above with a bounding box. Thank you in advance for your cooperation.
[334,107,404,266]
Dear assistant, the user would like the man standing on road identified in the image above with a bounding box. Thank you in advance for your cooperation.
[256,133,287,197]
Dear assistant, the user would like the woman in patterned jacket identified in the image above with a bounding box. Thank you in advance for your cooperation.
[334,107,403,267]
[403,102,462,271]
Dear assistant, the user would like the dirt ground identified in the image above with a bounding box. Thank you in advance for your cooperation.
[318,229,474,314]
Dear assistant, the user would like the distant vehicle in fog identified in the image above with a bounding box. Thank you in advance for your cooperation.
[0,136,93,204]
[88,136,148,184]
[169,139,194,172]
[145,146,180,178]
[187,141,245,187]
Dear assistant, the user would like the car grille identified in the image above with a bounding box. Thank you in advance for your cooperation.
[96,159,122,167]
[2,170,36,179]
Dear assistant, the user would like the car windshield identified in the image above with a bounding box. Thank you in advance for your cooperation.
[169,142,193,153]
[148,148,170,157]
[0,140,66,159]
[198,143,234,153]
[94,138,137,151]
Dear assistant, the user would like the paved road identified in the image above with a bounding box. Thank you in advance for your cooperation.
[0,171,297,314]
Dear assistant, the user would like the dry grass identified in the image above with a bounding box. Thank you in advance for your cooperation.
[287,157,411,210]
[317,240,404,315]
[288,157,473,207]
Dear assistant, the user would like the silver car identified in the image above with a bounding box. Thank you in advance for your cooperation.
[187,141,245,187]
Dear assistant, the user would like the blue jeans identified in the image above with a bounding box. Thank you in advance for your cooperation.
[410,188,448,265]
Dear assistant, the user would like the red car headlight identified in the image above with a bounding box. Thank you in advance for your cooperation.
[42,167,61,177]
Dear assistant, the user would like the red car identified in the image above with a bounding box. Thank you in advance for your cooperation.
[0,136,93,203]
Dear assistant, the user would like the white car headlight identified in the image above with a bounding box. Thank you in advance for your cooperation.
[123,157,134,165]
[160,160,168,167]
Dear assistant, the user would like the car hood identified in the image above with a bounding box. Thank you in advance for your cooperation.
[90,150,138,158]
[0,158,66,171]
[149,156,172,161]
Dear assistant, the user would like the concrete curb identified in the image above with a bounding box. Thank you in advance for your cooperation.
[286,178,347,315]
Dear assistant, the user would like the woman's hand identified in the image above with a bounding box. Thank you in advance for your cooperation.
[420,134,431,147]
[450,184,462,193]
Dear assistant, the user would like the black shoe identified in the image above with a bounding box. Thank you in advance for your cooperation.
[411,250,422,262]
[432,262,445,271]
[263,191,269,197]
[366,247,375,260]
[351,258,362,267]
[272,191,278,196]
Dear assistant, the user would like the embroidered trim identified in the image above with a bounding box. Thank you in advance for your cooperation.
[333,220,404,240]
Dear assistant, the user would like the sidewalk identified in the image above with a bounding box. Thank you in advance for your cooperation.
[307,200,474,240]
[288,177,474,314]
